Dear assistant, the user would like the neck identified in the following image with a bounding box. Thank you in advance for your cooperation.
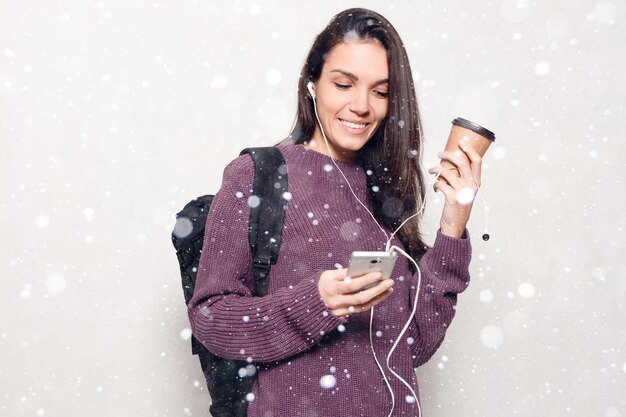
[306,128,357,163]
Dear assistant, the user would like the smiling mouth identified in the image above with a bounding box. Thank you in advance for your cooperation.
[338,119,368,129]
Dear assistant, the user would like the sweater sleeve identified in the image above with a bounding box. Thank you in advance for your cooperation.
[409,230,472,367]
[187,155,345,363]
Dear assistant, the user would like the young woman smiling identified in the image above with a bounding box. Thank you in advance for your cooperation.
[188,8,482,416]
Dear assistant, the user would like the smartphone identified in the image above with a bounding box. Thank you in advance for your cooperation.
[346,251,398,290]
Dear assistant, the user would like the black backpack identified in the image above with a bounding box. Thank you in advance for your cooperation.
[171,147,289,417]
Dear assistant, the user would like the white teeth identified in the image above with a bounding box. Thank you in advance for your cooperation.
[340,119,366,129]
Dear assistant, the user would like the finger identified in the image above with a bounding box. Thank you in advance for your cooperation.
[340,278,394,306]
[434,167,463,190]
[342,271,383,293]
[438,150,472,178]
[356,287,394,311]
[458,142,482,187]
[433,177,454,196]
[331,288,394,317]
[333,268,349,281]
[439,151,473,182]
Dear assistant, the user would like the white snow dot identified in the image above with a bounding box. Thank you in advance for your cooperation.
[235,191,243,198]
[592,267,606,281]
[518,282,535,298]
[534,61,551,76]
[375,330,382,337]
[622,362,626,374]
[248,195,260,208]
[442,355,449,362]
[320,374,336,389]
[248,3,261,15]
[456,187,475,205]
[589,1,616,25]
[480,289,494,303]
[209,75,228,89]
[180,328,192,341]
[398,120,405,128]
[35,215,50,228]
[307,212,314,218]
[238,367,248,378]
[338,324,346,332]
[405,395,416,404]
[492,146,507,160]
[406,337,414,345]
[266,69,281,85]
[36,409,45,417]
[282,191,292,201]
[243,316,250,323]
[45,273,66,295]
[245,392,255,402]
[83,208,95,222]
[323,164,333,172]
[172,217,193,239]
[605,406,620,417]
[480,325,504,349]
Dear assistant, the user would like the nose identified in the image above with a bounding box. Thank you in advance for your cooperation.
[349,88,370,116]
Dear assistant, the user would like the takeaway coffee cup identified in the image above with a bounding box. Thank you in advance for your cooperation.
[440,117,496,177]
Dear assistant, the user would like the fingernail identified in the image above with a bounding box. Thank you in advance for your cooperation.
[373,272,382,280]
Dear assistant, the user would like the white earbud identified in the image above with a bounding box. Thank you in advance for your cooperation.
[307,81,316,100]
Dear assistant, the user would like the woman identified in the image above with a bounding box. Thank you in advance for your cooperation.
[188,8,481,416]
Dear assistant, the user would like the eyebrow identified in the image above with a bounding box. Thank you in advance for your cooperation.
[329,69,389,86]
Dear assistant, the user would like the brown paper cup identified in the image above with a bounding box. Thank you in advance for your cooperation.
[440,117,496,177]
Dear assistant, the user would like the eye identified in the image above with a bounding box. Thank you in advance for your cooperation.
[374,90,389,99]
[334,82,351,90]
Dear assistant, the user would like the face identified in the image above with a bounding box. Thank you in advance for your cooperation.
[309,40,389,162]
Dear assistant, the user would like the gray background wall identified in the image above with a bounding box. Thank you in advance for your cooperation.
[1,0,624,416]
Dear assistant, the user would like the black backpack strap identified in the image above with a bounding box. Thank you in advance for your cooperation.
[240,147,288,297]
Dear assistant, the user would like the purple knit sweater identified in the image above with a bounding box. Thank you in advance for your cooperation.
[188,142,472,416]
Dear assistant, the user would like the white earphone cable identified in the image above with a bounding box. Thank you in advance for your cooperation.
[309,93,391,242]
[309,84,488,417]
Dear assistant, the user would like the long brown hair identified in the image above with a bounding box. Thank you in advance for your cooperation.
[289,8,429,261]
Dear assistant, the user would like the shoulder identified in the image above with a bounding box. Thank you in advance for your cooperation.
[220,152,255,194]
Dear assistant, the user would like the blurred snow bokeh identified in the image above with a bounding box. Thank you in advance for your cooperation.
[1,0,624,416]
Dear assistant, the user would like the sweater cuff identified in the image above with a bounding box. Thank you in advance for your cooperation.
[423,229,472,278]
[287,277,347,337]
